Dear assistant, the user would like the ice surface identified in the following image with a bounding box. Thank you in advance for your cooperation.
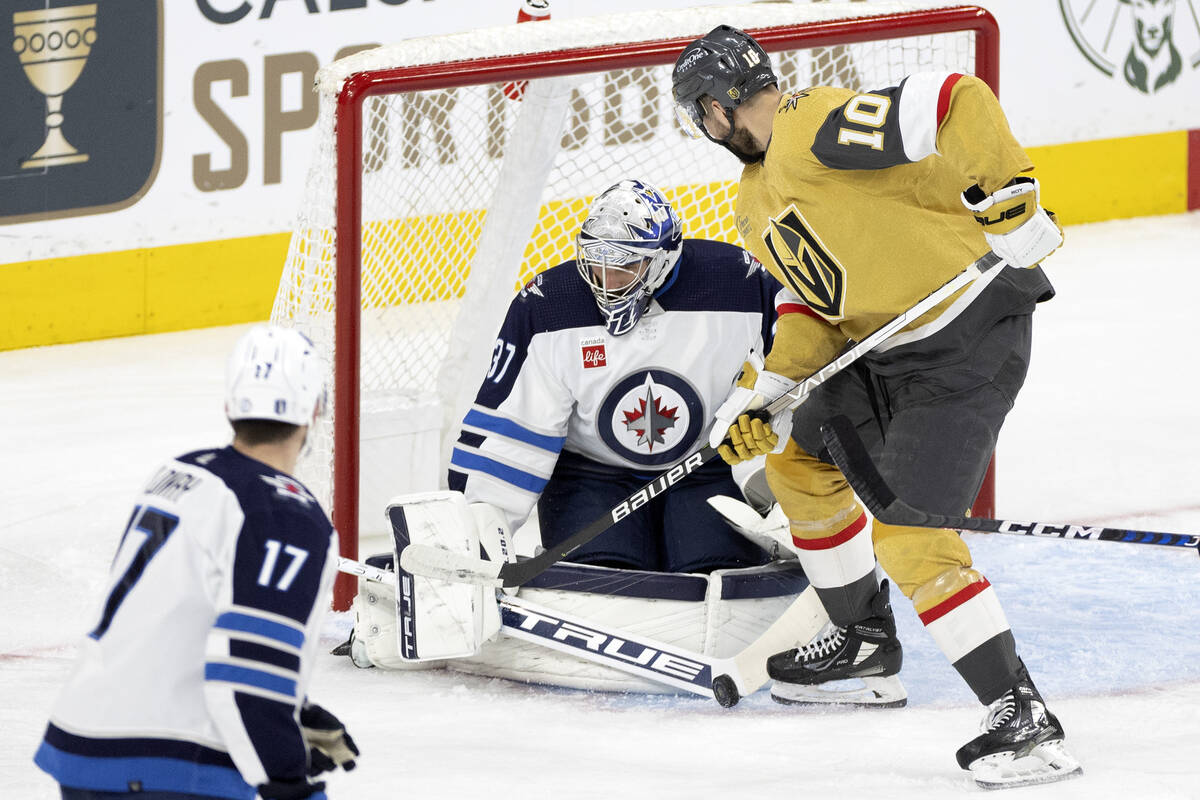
[4,213,1200,799]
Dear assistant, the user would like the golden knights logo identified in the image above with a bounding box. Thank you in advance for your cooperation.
[763,205,846,318]
[598,369,704,467]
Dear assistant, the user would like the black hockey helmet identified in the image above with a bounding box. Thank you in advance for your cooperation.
[671,25,777,140]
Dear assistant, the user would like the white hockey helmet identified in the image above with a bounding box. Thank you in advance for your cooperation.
[225,324,327,426]
[575,179,683,336]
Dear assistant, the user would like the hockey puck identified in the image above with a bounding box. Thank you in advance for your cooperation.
[711,674,739,707]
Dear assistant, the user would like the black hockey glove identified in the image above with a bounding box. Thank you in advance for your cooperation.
[258,778,326,800]
[301,701,359,775]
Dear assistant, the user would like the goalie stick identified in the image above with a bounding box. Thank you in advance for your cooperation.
[401,253,1003,588]
[334,556,826,706]
[820,415,1200,555]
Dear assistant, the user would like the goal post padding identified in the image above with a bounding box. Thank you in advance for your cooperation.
[270,2,998,609]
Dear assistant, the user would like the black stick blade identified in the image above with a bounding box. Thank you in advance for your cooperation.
[820,415,897,517]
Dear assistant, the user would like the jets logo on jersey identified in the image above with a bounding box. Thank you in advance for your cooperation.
[519,274,545,299]
[763,205,846,318]
[623,386,678,450]
[261,474,316,506]
[742,250,765,278]
[597,370,703,467]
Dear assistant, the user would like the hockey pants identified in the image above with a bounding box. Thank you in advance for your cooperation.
[766,313,1035,703]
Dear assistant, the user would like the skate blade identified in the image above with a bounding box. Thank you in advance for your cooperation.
[970,740,1083,790]
[770,675,907,708]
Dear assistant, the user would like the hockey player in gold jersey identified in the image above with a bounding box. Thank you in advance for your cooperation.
[672,26,1081,789]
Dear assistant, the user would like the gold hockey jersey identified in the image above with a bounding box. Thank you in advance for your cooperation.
[736,73,1050,380]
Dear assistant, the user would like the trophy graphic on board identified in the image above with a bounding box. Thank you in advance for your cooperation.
[12,3,98,169]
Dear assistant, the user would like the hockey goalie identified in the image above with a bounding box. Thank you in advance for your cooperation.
[339,180,906,707]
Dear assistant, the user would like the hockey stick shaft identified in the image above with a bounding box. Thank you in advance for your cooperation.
[337,556,392,584]
[759,253,998,418]
[335,556,826,704]
[402,255,999,588]
[821,415,1200,552]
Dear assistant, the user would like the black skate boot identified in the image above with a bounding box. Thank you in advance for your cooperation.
[766,580,906,708]
[956,667,1082,789]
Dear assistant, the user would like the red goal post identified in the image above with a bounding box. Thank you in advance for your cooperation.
[272,3,1000,610]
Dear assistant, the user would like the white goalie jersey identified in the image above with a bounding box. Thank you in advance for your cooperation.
[35,446,338,798]
[448,238,792,531]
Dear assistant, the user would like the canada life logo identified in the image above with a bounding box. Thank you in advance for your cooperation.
[581,337,607,369]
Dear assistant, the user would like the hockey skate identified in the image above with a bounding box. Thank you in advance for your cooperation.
[766,580,906,708]
[956,668,1082,790]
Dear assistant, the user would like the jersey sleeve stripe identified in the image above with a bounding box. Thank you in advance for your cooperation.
[776,302,821,319]
[214,611,305,649]
[897,72,962,163]
[227,639,302,671]
[204,663,298,697]
[449,448,550,494]
[462,408,566,453]
[936,72,965,128]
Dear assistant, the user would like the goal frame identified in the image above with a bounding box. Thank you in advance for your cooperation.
[325,6,1000,609]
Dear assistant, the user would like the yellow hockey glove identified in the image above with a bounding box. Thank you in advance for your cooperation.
[717,413,780,465]
[709,353,795,466]
[962,176,1063,268]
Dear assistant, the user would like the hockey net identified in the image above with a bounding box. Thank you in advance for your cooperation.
[270,1,998,608]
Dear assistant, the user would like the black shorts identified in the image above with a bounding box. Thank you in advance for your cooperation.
[791,311,1034,516]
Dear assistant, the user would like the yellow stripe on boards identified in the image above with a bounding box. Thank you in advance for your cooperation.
[1,233,289,351]
[1,132,1191,351]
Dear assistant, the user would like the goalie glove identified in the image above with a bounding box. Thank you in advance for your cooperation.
[962,176,1063,269]
[708,352,795,466]
[300,702,359,776]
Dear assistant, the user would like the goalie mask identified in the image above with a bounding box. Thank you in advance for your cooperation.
[575,180,683,336]
[671,25,776,144]
[225,324,328,426]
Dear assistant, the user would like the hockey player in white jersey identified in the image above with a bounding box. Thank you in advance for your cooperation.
[35,326,358,800]
[448,179,788,573]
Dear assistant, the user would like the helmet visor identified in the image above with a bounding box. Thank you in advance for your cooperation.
[674,101,707,140]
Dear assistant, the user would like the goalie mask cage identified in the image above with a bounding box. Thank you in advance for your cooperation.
[271,2,999,609]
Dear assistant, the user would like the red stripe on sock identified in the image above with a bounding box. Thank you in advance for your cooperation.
[918,578,991,626]
[936,73,965,128]
[791,512,867,551]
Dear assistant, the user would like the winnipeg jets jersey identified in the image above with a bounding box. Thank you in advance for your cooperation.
[448,239,787,531]
[35,446,338,799]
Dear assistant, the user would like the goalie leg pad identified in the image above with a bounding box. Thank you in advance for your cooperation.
[387,491,502,662]
[350,571,441,671]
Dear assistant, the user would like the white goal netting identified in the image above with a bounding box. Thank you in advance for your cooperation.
[270,2,990,569]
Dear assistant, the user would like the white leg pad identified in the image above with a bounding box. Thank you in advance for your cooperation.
[387,491,503,662]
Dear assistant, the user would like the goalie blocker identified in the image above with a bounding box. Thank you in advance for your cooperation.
[349,491,836,701]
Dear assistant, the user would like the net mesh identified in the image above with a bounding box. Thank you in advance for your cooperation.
[271,5,980,533]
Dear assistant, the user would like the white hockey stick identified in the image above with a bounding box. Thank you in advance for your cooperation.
[335,557,825,706]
